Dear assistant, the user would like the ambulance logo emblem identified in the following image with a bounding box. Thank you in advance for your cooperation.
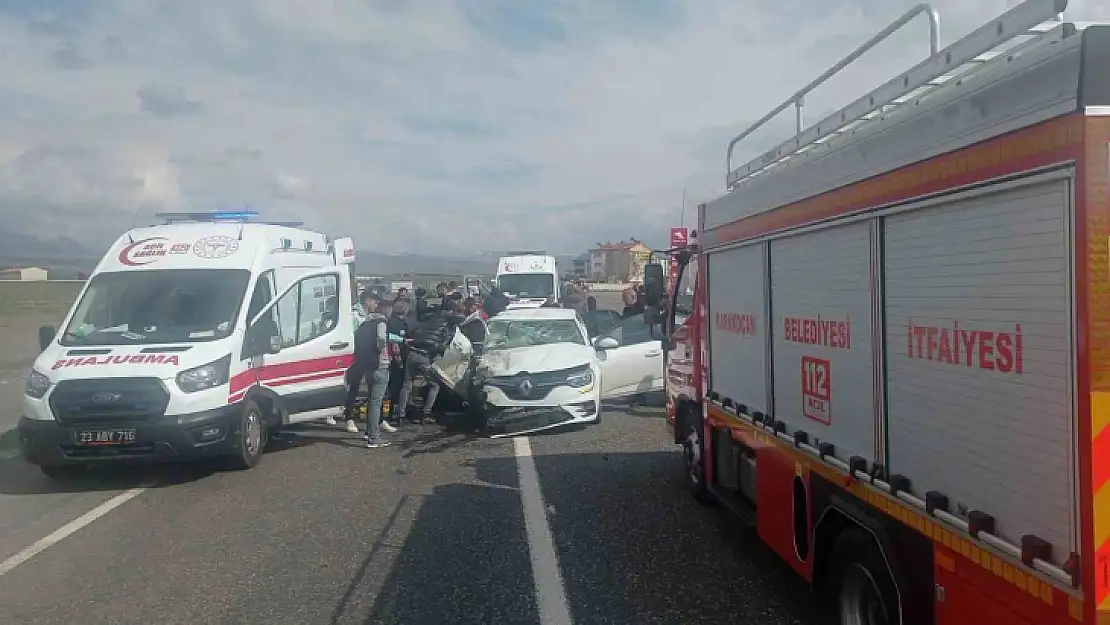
[193,236,239,259]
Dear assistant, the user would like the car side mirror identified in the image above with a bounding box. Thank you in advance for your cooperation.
[38,325,56,352]
[643,263,664,307]
[595,336,619,349]
[249,318,281,355]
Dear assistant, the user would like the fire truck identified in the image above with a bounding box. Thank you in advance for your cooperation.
[643,0,1110,623]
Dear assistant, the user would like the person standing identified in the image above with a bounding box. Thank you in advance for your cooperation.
[395,298,456,425]
[328,290,374,430]
[386,299,410,422]
[340,294,393,447]
[621,286,644,318]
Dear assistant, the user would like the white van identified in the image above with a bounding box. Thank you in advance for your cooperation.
[494,253,559,309]
[18,211,357,478]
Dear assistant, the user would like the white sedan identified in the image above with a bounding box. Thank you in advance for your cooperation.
[431,308,670,436]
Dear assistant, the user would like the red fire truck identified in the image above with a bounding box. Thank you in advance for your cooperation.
[644,1,1110,623]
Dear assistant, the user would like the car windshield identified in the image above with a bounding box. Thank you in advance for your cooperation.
[497,273,554,298]
[61,269,251,346]
[486,318,585,349]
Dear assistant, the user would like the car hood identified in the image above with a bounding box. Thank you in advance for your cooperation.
[480,343,594,376]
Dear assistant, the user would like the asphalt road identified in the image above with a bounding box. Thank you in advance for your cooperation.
[0,407,825,625]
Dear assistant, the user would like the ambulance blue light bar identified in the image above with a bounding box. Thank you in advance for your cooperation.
[154,210,260,223]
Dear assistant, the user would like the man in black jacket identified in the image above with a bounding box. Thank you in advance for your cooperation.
[342,294,393,447]
[412,287,432,324]
[395,298,457,424]
[484,287,510,318]
[386,299,410,422]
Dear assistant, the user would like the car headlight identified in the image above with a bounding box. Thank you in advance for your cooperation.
[25,369,51,399]
[176,355,231,393]
[566,368,593,388]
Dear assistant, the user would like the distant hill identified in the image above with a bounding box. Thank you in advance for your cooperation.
[354,250,580,277]
[0,234,581,281]
[0,232,100,278]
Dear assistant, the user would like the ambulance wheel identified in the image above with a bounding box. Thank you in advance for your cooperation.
[682,417,712,505]
[40,465,81,480]
[227,400,267,471]
[828,529,898,625]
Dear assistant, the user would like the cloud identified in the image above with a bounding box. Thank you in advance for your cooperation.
[0,0,1100,254]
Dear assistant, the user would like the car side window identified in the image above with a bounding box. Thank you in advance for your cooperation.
[274,274,339,347]
[618,314,653,346]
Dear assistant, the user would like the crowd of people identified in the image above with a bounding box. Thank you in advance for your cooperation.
[334,278,649,447]
[328,281,495,447]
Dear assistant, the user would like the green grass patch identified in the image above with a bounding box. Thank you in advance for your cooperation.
[0,281,83,318]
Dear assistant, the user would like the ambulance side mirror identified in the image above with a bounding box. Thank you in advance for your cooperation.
[38,325,56,352]
[248,318,281,356]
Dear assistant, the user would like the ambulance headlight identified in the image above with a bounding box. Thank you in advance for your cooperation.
[177,355,231,393]
[25,369,51,399]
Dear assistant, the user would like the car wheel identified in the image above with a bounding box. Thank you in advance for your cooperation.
[227,400,267,471]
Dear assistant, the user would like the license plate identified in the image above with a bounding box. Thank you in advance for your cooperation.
[75,429,137,446]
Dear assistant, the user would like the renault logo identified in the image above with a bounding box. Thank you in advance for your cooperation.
[91,392,122,405]
[518,379,533,396]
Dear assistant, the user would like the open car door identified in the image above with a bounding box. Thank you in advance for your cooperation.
[594,313,665,400]
[428,328,472,396]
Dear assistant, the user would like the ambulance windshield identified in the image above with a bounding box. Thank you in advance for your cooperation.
[497,273,554,298]
[60,269,251,346]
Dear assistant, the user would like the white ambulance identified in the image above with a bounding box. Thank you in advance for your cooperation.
[18,211,357,478]
[494,252,560,309]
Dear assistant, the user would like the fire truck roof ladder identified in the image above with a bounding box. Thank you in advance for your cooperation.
[725,0,1072,191]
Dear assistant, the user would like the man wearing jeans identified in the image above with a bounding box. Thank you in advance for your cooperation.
[342,296,394,448]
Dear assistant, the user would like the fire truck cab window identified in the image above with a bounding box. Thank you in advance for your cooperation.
[61,269,251,346]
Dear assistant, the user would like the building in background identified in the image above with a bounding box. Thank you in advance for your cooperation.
[571,254,589,277]
[0,267,48,281]
[588,239,652,282]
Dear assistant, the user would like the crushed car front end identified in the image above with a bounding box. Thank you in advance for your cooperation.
[475,354,601,437]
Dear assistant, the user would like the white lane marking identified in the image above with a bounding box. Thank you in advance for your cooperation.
[0,485,149,578]
[513,436,573,625]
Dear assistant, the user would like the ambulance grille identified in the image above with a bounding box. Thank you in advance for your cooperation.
[49,378,170,425]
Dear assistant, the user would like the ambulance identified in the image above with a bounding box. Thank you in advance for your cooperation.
[18,211,357,478]
[645,1,1110,623]
[494,252,560,308]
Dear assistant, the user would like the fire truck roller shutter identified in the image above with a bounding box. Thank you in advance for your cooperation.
[707,242,770,416]
[883,172,1076,557]
[770,220,877,467]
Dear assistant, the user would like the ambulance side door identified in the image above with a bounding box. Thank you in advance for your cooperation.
[261,267,354,421]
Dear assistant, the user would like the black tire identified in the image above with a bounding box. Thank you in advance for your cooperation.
[40,465,80,480]
[227,400,267,471]
[681,414,713,504]
[827,529,900,625]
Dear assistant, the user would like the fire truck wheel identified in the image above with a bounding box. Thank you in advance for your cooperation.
[227,400,267,471]
[828,528,898,625]
[682,419,712,505]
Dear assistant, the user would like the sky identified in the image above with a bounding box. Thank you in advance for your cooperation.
[0,0,1100,255]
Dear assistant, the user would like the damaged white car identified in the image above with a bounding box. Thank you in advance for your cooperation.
[430,307,669,436]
